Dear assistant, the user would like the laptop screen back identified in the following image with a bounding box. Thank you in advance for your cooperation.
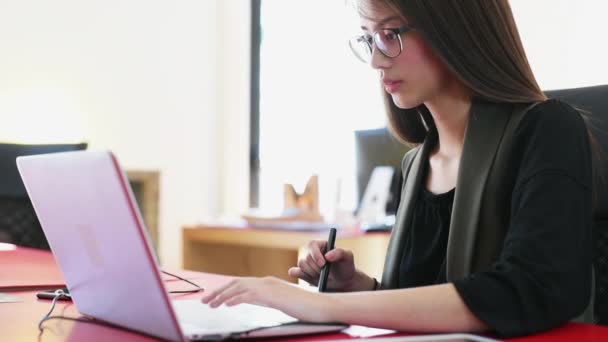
[17,151,183,341]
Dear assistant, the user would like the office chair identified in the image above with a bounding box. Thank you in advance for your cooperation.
[545,85,608,325]
[0,142,87,249]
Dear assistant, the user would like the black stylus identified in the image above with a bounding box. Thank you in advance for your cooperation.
[318,227,337,292]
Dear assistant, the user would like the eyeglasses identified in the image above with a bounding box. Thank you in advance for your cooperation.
[348,25,413,63]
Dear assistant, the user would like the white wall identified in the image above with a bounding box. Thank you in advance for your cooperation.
[216,0,251,220]
[511,0,608,89]
[0,0,221,268]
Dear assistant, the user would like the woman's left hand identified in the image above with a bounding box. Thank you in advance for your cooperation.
[201,276,330,323]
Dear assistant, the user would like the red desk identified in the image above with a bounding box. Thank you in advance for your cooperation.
[0,242,64,290]
[2,245,608,341]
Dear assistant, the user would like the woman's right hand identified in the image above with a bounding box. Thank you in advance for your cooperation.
[287,239,375,292]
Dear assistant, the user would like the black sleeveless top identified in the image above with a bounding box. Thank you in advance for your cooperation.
[398,160,454,288]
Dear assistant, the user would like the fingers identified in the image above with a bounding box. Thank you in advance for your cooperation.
[288,267,316,284]
[307,240,353,266]
[296,258,320,281]
[293,240,327,281]
[202,279,247,308]
[201,279,233,306]
[305,253,322,274]
[224,293,249,307]
[289,239,355,289]
[325,248,352,263]
[307,240,327,268]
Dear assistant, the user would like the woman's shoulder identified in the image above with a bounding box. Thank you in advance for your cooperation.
[519,98,587,135]
[511,98,592,186]
[512,98,590,152]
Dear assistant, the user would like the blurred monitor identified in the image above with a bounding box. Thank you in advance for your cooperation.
[354,128,410,216]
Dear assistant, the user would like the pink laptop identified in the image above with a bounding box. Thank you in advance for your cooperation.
[17,150,346,341]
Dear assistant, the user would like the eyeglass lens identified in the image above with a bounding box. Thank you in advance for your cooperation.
[350,29,403,62]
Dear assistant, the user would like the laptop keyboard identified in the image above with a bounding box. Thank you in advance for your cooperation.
[172,299,298,338]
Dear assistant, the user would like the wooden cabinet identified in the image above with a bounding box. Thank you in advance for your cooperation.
[182,224,391,283]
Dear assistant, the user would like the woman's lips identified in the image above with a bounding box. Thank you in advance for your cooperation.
[383,80,402,93]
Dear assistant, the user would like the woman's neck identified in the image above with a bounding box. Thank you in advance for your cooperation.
[425,86,472,160]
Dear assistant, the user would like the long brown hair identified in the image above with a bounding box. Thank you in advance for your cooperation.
[357,0,547,144]
[355,0,604,205]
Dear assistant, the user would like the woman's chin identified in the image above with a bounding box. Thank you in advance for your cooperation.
[391,94,420,109]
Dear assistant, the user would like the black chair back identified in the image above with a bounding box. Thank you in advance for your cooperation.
[546,85,608,324]
[0,143,87,249]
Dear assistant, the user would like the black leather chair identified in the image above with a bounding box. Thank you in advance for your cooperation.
[0,142,87,249]
[354,84,608,324]
[545,85,608,324]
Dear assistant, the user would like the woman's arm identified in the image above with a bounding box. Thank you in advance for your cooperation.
[202,277,487,333]
[325,283,487,333]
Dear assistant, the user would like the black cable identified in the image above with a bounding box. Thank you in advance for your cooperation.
[38,271,203,333]
[161,270,204,294]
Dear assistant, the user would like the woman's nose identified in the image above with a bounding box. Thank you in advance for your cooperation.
[369,46,391,70]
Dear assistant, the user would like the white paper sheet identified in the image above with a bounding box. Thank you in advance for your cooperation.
[0,293,22,303]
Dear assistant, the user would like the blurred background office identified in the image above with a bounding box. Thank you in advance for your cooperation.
[1,0,607,269]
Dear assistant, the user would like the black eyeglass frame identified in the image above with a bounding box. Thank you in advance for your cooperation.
[349,25,414,63]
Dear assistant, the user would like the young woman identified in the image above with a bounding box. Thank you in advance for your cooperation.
[202,0,594,337]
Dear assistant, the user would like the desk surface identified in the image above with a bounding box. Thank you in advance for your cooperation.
[3,244,608,341]
[0,242,64,290]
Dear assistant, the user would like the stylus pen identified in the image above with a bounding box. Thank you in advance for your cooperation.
[318,227,337,293]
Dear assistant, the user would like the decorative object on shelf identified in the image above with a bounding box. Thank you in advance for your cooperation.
[242,175,324,226]
[282,174,323,221]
